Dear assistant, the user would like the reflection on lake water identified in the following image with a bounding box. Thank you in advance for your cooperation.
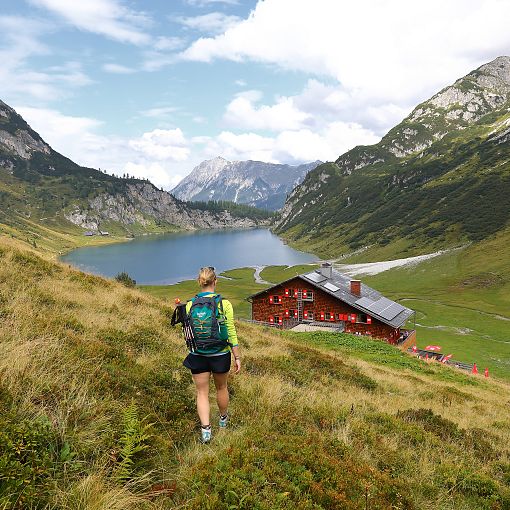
[61,228,316,285]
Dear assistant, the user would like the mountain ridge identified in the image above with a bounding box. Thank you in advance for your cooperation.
[0,101,268,252]
[172,156,322,210]
[275,56,510,258]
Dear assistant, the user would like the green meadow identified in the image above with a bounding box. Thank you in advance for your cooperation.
[363,229,510,380]
[141,267,269,318]
[142,230,510,381]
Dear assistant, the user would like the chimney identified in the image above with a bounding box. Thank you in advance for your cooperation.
[320,262,332,279]
[350,280,361,296]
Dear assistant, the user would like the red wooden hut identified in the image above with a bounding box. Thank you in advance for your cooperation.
[248,263,415,344]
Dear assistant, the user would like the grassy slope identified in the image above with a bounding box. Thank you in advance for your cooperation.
[2,235,509,509]
[0,217,130,256]
[362,228,510,380]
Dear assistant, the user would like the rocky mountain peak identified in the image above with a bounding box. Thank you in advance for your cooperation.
[476,55,510,85]
[0,100,51,160]
[172,158,322,210]
[335,56,510,169]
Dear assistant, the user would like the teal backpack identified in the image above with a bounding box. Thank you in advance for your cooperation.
[187,294,229,353]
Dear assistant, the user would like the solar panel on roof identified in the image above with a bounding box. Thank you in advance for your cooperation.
[366,297,393,315]
[355,297,374,308]
[323,282,340,292]
[304,272,327,283]
[379,302,406,320]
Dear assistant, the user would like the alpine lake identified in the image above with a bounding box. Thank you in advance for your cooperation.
[61,228,316,285]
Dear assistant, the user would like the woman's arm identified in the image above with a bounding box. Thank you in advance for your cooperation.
[231,345,241,374]
[223,300,241,374]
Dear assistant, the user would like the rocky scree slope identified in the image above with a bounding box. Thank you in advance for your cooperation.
[0,100,265,240]
[171,156,321,210]
[276,56,510,257]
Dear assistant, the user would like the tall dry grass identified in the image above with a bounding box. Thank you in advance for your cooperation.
[1,235,509,509]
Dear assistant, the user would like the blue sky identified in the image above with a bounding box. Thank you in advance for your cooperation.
[1,0,510,188]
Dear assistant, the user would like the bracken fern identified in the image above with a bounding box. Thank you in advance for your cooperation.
[114,400,153,482]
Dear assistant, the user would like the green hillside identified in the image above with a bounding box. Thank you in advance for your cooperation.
[0,100,269,255]
[275,57,510,259]
[361,228,510,380]
[2,236,508,509]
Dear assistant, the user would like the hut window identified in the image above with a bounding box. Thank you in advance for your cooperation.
[270,295,282,304]
[307,311,314,320]
[358,313,368,323]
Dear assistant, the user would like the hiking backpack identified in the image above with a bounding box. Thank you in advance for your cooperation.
[187,294,229,352]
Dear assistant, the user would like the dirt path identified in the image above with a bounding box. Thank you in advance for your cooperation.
[253,266,271,284]
[334,250,450,276]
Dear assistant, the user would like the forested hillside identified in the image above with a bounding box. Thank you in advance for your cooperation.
[275,57,510,258]
[0,100,267,254]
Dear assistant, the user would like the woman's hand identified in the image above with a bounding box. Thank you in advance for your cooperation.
[234,357,241,374]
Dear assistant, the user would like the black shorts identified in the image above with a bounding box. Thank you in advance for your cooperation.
[183,352,231,374]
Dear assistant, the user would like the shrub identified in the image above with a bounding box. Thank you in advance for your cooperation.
[397,408,462,440]
[0,413,66,509]
[115,271,136,288]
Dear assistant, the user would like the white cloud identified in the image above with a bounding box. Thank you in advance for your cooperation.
[15,106,194,189]
[140,106,179,118]
[29,0,151,45]
[124,162,183,189]
[25,0,187,78]
[129,129,190,161]
[175,12,241,34]
[234,79,246,87]
[182,0,510,110]
[0,16,92,102]
[142,37,186,71]
[153,36,185,51]
[102,63,135,74]
[224,93,311,131]
[185,0,239,6]
[199,122,378,165]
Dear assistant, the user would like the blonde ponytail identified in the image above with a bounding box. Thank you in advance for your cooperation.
[197,266,216,288]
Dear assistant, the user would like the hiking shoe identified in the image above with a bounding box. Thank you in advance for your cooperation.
[200,426,212,444]
[219,414,229,428]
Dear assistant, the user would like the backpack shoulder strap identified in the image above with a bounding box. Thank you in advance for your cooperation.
[214,294,225,315]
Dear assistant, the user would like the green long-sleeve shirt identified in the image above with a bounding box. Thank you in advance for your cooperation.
[186,292,238,355]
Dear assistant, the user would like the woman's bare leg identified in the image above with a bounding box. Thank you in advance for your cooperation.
[212,372,229,416]
[192,372,211,426]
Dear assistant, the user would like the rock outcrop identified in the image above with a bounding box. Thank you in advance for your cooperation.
[64,183,265,231]
[0,99,267,236]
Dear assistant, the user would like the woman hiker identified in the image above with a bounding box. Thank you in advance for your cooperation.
[182,266,241,443]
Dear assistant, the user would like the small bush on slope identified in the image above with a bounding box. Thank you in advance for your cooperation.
[0,236,509,509]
